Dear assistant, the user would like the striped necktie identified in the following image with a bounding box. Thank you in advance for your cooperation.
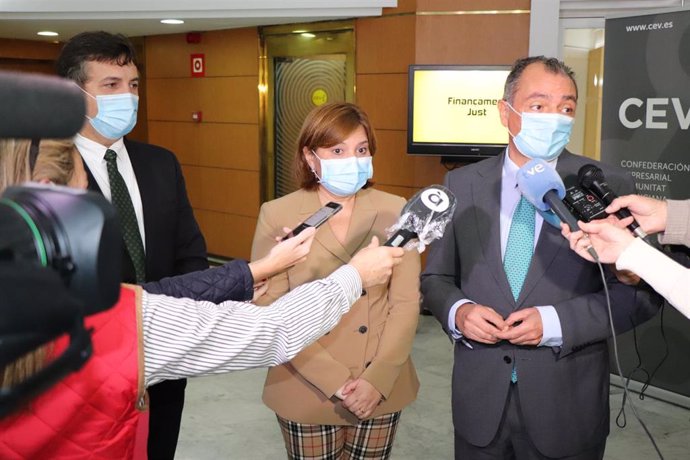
[104,149,146,283]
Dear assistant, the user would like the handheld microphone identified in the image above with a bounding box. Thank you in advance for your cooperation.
[578,164,648,239]
[384,185,456,249]
[516,159,598,260]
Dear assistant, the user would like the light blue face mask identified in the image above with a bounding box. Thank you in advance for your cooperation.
[81,89,139,140]
[311,151,373,197]
[506,102,574,161]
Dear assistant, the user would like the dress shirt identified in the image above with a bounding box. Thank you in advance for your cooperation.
[143,265,362,387]
[74,134,146,249]
[448,152,563,347]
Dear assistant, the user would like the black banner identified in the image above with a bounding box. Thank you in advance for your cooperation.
[602,9,690,399]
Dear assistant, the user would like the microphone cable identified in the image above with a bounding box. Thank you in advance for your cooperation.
[589,247,665,460]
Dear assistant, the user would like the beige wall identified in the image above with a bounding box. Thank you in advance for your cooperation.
[143,0,531,259]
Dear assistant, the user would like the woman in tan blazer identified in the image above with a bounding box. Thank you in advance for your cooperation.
[251,102,420,459]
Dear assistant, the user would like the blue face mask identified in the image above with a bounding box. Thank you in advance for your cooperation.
[506,102,574,161]
[311,151,373,197]
[82,89,139,140]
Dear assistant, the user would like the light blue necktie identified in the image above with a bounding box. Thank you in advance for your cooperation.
[504,195,535,301]
[503,195,535,383]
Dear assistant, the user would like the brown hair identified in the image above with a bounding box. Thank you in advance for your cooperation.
[0,138,77,388]
[294,102,377,190]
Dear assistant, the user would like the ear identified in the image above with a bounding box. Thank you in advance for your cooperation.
[303,147,316,171]
[498,99,510,129]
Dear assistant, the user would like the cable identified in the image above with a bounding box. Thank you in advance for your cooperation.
[591,251,665,460]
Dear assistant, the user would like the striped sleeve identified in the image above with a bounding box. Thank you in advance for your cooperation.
[143,264,362,387]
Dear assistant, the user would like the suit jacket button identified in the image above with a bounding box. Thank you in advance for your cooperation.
[503,356,512,364]
[358,325,368,334]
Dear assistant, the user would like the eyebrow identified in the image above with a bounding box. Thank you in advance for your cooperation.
[525,92,577,102]
[99,76,140,84]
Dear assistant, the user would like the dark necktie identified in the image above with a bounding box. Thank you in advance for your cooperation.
[104,149,146,283]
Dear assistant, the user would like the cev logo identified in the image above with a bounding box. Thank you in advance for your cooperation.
[421,188,450,212]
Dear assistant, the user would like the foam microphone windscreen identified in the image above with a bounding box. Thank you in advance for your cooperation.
[0,71,86,139]
[385,185,456,248]
[516,159,566,211]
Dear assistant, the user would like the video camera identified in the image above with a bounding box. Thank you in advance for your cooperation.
[0,71,121,417]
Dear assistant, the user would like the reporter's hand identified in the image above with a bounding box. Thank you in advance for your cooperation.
[575,220,635,264]
[248,227,316,281]
[455,303,506,344]
[349,236,404,288]
[495,308,543,346]
[607,194,667,234]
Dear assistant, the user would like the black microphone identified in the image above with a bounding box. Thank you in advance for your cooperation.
[577,164,648,239]
[0,71,86,139]
[516,159,598,259]
[384,185,456,248]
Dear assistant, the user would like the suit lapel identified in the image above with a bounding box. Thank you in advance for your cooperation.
[472,154,516,306]
[516,154,574,305]
[298,189,377,264]
[344,189,377,255]
[298,191,351,264]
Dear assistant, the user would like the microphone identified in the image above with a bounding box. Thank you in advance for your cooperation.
[578,164,648,239]
[516,159,598,260]
[0,71,86,139]
[384,185,456,249]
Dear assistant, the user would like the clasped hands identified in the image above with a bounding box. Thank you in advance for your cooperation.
[455,303,543,346]
[334,378,382,420]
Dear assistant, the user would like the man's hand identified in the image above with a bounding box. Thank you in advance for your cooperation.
[349,236,405,288]
[607,194,667,234]
[340,378,382,419]
[495,308,543,346]
[249,227,316,281]
[455,303,506,344]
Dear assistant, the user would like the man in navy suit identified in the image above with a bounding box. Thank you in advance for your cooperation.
[57,31,208,459]
[421,56,661,459]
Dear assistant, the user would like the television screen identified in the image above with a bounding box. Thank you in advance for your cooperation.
[407,65,511,159]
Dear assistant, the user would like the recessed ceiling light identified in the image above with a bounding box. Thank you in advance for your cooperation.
[292,30,307,34]
[37,31,58,37]
[300,33,316,38]
[161,19,184,25]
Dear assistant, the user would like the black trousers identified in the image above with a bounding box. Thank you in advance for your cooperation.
[147,378,187,460]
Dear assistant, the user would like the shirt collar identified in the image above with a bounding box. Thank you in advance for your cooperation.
[74,134,125,161]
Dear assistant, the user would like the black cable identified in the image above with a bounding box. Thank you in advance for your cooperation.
[592,253,665,460]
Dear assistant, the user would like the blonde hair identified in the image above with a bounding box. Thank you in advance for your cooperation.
[0,138,77,388]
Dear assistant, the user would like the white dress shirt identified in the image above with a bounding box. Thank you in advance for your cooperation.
[74,134,146,249]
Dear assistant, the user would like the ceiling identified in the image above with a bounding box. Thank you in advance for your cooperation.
[0,0,397,42]
[0,0,686,43]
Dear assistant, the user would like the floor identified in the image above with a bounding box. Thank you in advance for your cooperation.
[176,315,690,459]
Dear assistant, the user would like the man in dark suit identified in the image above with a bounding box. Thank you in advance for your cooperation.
[56,31,208,459]
[421,56,661,459]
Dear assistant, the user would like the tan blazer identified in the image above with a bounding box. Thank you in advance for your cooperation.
[251,188,420,425]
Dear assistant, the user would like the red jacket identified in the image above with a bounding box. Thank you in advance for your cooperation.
[0,286,146,459]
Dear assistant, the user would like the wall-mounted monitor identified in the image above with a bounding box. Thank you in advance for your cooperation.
[407,65,511,160]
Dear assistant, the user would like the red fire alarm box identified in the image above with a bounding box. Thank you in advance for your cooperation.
[191,53,205,77]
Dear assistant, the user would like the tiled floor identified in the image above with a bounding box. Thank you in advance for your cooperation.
[177,315,690,459]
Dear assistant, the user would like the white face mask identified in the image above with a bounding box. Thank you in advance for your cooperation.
[505,102,574,161]
[311,151,373,197]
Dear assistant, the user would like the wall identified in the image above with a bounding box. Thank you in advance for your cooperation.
[0,38,61,74]
[145,29,260,258]
[144,0,531,259]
